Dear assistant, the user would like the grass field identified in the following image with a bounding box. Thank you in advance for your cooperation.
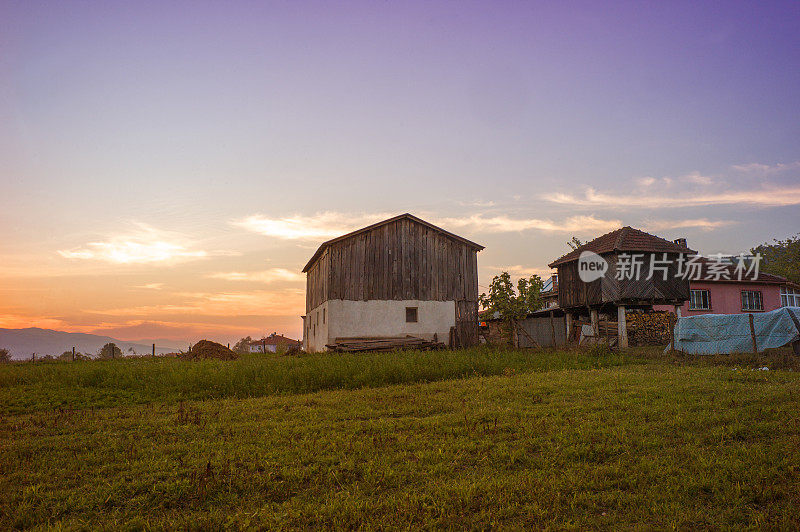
[1,347,799,529]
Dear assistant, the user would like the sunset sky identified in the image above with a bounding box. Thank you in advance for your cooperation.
[2,1,799,345]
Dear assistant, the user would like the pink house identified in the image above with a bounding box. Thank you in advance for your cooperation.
[654,260,798,316]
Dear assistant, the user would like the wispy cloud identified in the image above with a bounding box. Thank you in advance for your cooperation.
[731,161,800,175]
[86,289,305,317]
[485,265,553,277]
[643,218,737,232]
[233,212,394,240]
[546,185,800,208]
[208,268,303,283]
[58,224,209,265]
[435,214,621,234]
[135,283,164,290]
[234,211,621,240]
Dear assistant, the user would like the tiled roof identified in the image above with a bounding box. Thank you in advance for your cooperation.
[688,257,787,284]
[548,226,694,267]
[250,334,301,346]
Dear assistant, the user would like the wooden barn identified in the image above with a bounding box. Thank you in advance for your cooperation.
[548,226,692,347]
[301,213,483,352]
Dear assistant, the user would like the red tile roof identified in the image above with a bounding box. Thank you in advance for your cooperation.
[688,257,787,284]
[548,226,694,268]
[249,334,301,347]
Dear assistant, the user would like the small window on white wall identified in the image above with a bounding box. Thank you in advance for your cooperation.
[406,307,418,323]
[323,308,326,324]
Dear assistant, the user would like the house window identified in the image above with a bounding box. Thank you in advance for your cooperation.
[689,289,711,310]
[781,286,800,307]
[741,290,763,311]
[406,307,418,323]
[322,308,326,324]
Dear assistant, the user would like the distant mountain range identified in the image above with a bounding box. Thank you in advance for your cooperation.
[0,328,186,359]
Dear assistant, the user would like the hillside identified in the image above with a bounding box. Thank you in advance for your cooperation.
[0,327,184,359]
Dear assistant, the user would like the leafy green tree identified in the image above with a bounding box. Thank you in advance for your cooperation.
[99,343,122,359]
[0,348,10,363]
[233,336,253,354]
[751,234,800,284]
[479,272,545,322]
[567,236,585,251]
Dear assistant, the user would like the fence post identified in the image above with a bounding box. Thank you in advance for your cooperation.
[72,346,75,362]
[669,313,676,355]
[565,313,573,344]
[749,313,758,355]
[152,343,156,357]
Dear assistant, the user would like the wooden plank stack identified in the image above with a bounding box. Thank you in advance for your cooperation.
[326,336,445,353]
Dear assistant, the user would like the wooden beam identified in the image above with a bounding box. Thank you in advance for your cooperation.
[617,306,628,349]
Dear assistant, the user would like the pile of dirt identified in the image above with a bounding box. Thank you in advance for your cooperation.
[181,340,238,361]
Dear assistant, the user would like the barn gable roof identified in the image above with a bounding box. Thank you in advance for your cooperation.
[302,213,484,272]
[548,226,694,268]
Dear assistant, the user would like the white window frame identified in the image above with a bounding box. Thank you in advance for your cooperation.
[780,286,800,307]
[741,290,763,311]
[689,289,711,310]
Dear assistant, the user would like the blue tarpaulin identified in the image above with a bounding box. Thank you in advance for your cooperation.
[670,307,800,355]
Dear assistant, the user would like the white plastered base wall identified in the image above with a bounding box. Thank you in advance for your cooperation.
[303,299,456,352]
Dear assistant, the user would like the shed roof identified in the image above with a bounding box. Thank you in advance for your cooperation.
[548,226,694,268]
[302,213,484,272]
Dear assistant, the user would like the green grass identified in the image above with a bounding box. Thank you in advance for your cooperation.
[1,347,799,529]
[0,346,635,415]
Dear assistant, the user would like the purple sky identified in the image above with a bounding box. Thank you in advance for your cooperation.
[1,1,799,343]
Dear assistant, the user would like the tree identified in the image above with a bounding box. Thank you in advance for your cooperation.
[59,350,84,361]
[479,272,545,322]
[751,234,800,284]
[567,236,585,251]
[99,343,122,359]
[232,336,253,354]
[0,348,10,363]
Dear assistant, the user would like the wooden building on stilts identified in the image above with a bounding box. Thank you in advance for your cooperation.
[548,226,692,347]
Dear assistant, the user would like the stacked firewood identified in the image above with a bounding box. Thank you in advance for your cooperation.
[326,336,445,352]
[627,311,673,346]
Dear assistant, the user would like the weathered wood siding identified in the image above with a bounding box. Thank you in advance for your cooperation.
[557,252,690,309]
[602,253,689,304]
[556,260,603,308]
[305,248,330,313]
[305,217,479,312]
[515,316,567,348]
